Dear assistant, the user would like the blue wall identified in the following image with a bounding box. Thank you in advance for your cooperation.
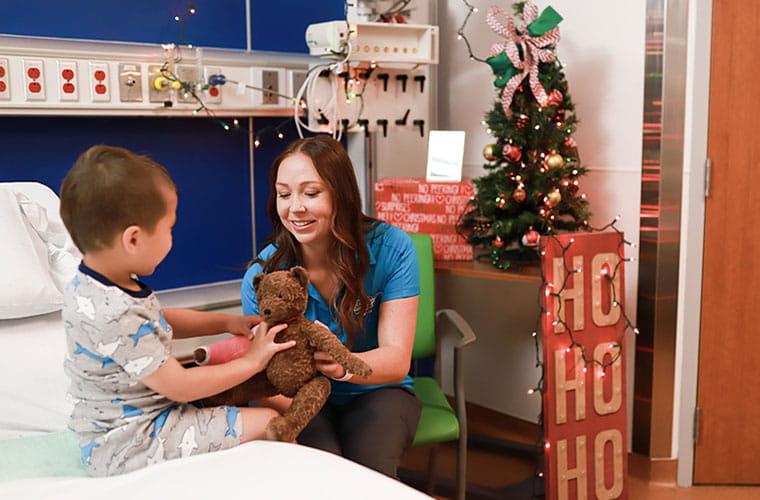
[0,1,247,49]
[0,117,252,290]
[0,2,343,290]
[251,2,345,53]
[0,1,344,52]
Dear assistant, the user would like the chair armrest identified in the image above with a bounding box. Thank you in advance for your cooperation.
[435,309,477,349]
[434,308,477,445]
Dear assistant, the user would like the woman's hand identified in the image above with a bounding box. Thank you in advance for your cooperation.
[314,351,348,380]
[226,314,262,338]
[243,322,295,372]
[311,320,348,379]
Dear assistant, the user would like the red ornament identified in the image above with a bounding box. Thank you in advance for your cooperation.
[512,186,527,202]
[521,230,541,247]
[492,236,504,248]
[502,144,522,162]
[546,90,563,106]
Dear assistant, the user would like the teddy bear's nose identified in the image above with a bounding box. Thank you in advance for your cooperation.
[263,309,271,316]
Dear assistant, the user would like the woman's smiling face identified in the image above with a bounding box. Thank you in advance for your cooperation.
[275,152,334,248]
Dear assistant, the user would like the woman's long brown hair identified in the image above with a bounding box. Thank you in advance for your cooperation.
[253,134,381,347]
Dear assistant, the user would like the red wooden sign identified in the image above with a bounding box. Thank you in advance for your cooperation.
[541,231,628,500]
[374,177,474,260]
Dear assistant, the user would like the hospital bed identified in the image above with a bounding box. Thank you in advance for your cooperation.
[0,182,430,499]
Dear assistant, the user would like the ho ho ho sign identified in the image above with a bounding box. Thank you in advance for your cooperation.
[540,231,628,500]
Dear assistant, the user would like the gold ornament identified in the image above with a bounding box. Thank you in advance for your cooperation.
[545,189,562,208]
[545,153,565,169]
[483,143,499,161]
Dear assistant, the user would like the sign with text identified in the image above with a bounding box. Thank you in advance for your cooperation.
[541,232,628,500]
[375,177,473,260]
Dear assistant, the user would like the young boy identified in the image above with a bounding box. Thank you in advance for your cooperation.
[59,145,295,477]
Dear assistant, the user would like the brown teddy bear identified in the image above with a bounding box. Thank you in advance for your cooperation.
[197,266,372,442]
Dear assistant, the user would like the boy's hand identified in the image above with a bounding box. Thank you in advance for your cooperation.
[243,322,295,371]
[226,314,261,338]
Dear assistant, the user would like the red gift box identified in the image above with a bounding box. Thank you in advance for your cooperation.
[375,177,474,261]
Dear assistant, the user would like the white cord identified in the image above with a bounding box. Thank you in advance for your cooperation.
[293,39,353,139]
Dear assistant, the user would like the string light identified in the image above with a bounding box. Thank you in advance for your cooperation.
[456,0,487,63]
[173,2,197,47]
[532,217,639,396]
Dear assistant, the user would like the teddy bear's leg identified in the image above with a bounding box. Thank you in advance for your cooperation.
[266,376,331,442]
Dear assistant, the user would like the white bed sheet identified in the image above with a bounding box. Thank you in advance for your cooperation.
[0,311,72,440]
[0,314,430,499]
[0,440,431,500]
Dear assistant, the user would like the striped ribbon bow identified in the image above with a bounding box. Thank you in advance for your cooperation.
[486,2,563,115]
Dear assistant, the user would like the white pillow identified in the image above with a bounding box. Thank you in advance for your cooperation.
[0,310,72,439]
[0,183,80,319]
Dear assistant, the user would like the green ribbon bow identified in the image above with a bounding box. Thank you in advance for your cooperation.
[486,51,520,88]
[527,6,563,37]
[485,5,563,88]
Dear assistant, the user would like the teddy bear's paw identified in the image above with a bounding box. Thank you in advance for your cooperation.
[346,359,373,378]
[266,416,297,442]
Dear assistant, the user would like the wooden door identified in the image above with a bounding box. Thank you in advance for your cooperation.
[694,0,760,485]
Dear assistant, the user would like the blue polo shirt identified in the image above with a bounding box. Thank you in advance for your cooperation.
[241,222,420,404]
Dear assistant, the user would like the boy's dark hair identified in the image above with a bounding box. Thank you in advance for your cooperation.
[60,145,177,253]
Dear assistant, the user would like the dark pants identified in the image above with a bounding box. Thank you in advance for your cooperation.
[297,386,422,478]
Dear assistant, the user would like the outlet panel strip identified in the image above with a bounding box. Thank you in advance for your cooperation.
[0,35,317,117]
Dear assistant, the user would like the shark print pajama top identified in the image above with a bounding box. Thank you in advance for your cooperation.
[62,263,242,477]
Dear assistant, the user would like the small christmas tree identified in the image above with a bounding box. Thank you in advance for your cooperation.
[457,1,591,269]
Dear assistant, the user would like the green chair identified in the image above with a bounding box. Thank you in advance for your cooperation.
[409,233,477,500]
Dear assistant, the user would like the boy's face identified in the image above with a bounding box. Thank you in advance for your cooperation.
[135,185,177,276]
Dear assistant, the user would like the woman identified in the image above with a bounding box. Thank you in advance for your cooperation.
[241,134,422,477]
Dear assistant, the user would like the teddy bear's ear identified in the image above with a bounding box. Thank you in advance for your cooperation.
[290,266,310,288]
[253,272,266,294]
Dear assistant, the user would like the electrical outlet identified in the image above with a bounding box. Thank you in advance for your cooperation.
[23,59,45,101]
[118,63,143,102]
[251,67,284,106]
[175,64,198,103]
[58,60,79,101]
[0,57,9,100]
[90,62,110,102]
[148,64,173,103]
[261,70,279,105]
[203,66,222,104]
[287,69,307,101]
